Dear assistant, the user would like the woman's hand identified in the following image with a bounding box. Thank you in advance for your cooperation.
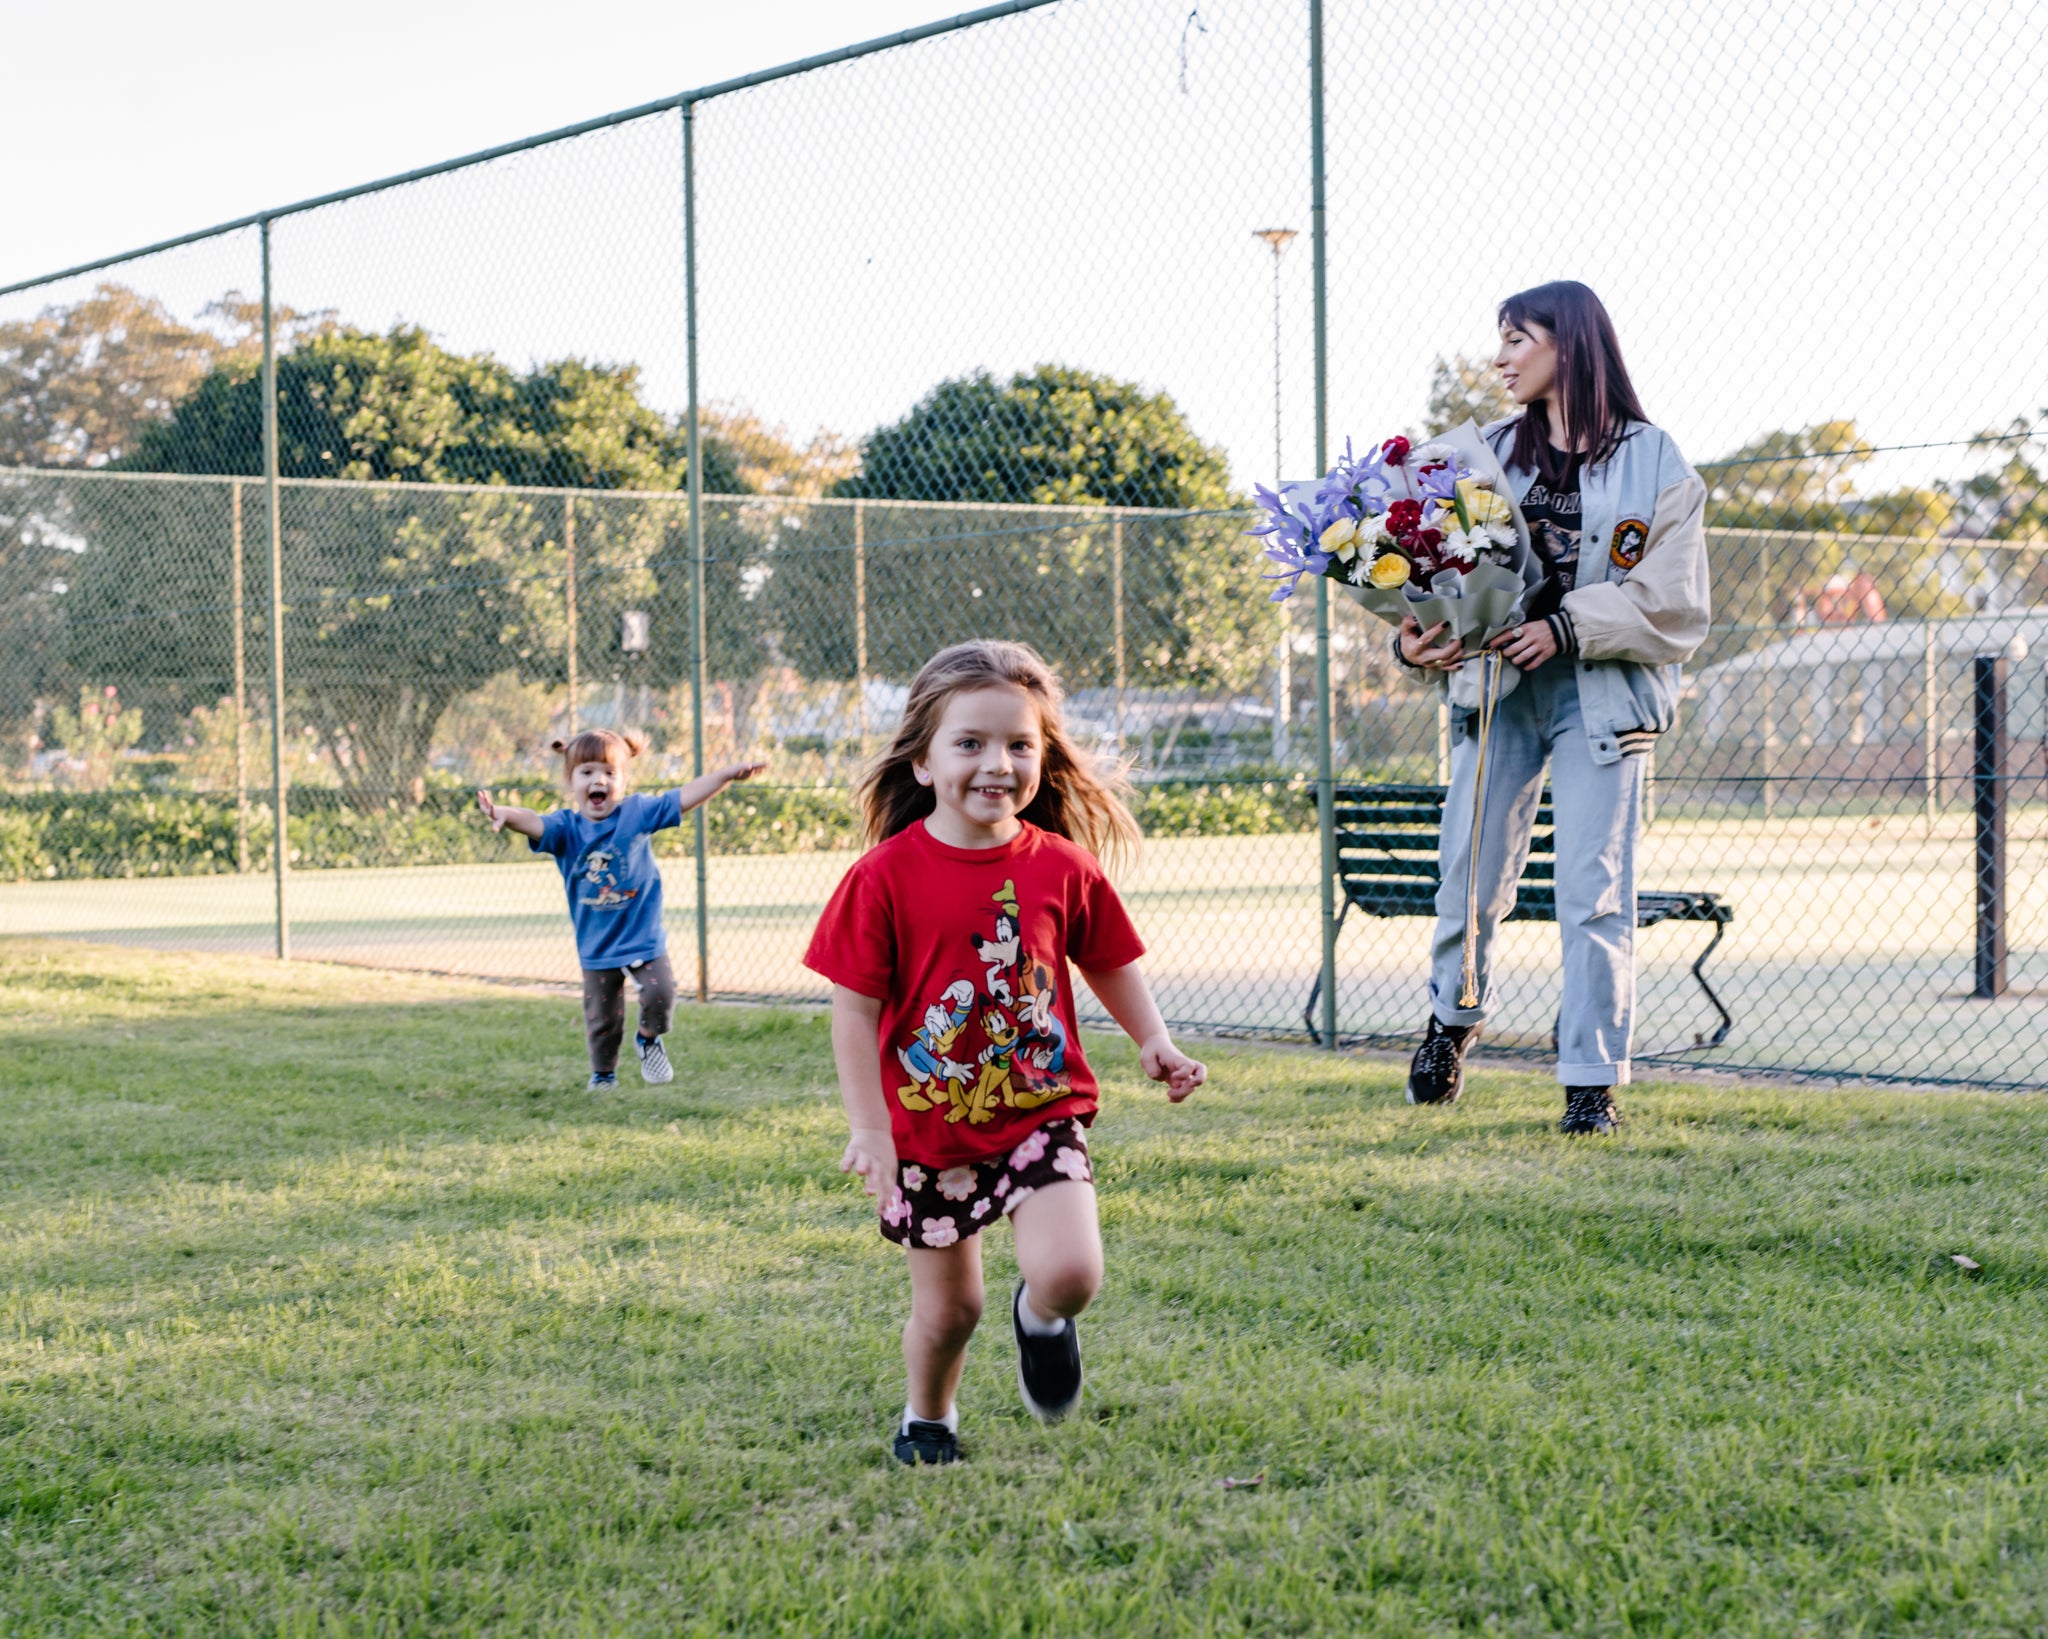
[840,1125,901,1212]
[1485,620,1560,671]
[1399,616,1465,671]
[1139,1033,1207,1102]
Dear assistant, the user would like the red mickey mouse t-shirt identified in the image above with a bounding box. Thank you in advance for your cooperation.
[803,819,1146,1167]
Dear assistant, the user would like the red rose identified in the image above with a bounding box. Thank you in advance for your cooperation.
[1418,527,1444,549]
[1381,436,1411,466]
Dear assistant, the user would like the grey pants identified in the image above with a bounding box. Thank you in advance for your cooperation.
[1429,660,1644,1087]
[581,956,677,1073]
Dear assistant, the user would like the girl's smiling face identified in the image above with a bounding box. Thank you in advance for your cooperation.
[569,759,625,818]
[914,684,1043,848]
[1493,318,1559,408]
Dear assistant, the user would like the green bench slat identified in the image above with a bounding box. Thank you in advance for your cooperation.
[1313,782,1734,1048]
[1341,858,1556,882]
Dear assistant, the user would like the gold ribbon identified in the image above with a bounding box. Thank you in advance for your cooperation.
[1457,650,1507,1010]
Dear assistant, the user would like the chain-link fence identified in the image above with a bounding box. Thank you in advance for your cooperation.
[3,0,2046,1088]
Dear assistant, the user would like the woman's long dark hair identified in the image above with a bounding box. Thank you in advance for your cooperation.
[1497,281,1648,487]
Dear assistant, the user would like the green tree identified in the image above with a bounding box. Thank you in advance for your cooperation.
[1703,420,1868,531]
[1423,353,1516,436]
[841,365,1235,510]
[786,366,1262,689]
[64,325,752,805]
[0,283,330,471]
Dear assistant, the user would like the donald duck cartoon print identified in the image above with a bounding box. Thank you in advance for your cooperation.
[896,977,977,1116]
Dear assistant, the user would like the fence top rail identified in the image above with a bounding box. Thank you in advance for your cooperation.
[0,463,1245,521]
[1706,523,2048,554]
[0,0,1063,298]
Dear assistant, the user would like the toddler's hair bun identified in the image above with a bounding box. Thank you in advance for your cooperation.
[555,728,645,769]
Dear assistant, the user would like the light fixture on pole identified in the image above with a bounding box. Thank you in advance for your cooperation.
[1254,227,1299,764]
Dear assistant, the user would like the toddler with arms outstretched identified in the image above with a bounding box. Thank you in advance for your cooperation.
[478,729,763,1089]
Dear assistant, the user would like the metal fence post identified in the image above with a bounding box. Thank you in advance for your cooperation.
[1973,651,2009,998]
[260,217,290,960]
[1309,0,1337,1049]
[564,492,579,736]
[1758,536,1776,821]
[684,100,710,1005]
[1112,511,1126,750]
[853,498,868,750]
[1923,621,1938,833]
[230,479,249,874]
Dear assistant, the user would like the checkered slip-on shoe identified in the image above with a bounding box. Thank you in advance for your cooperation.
[587,1072,619,1092]
[636,1035,674,1085]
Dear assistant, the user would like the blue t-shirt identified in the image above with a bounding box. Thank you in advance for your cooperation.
[531,789,685,970]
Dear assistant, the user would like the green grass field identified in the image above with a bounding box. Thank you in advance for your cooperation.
[5,942,2048,1635]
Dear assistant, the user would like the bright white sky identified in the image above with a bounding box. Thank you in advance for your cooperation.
[4,0,2045,494]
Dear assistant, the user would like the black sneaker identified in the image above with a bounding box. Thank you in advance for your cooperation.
[1559,1085,1623,1135]
[1406,1015,1481,1105]
[892,1418,961,1466]
[1012,1282,1083,1423]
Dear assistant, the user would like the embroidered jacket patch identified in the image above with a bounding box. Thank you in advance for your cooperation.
[1609,518,1650,569]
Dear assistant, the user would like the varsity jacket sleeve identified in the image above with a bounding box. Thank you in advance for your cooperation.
[1560,464,1712,667]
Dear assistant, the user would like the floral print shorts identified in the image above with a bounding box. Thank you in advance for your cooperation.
[880,1118,1095,1249]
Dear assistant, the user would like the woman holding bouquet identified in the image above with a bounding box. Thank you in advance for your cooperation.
[1394,281,1710,1133]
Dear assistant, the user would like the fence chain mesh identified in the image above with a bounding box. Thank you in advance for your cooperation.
[2,0,2045,1087]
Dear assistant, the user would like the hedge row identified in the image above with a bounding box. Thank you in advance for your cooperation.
[0,779,1316,881]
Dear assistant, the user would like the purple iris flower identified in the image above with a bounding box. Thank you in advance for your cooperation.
[1247,483,1333,601]
[1414,454,1463,504]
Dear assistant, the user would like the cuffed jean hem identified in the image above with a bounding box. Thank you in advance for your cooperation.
[1430,995,1486,1029]
[1556,1059,1630,1088]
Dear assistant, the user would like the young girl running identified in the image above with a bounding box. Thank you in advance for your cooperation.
[804,640,1205,1466]
[477,729,763,1090]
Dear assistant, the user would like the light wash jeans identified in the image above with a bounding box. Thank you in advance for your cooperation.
[1428,659,1644,1087]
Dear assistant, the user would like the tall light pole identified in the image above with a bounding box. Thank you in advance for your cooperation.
[1254,227,1298,764]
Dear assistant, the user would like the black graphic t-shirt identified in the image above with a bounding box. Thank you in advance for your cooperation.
[1520,452,1582,620]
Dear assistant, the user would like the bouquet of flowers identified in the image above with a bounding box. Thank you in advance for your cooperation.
[1252,419,1539,1006]
[1250,418,1535,703]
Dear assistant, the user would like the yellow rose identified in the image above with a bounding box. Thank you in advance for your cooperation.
[1457,479,1513,526]
[1320,517,1362,560]
[1367,552,1411,589]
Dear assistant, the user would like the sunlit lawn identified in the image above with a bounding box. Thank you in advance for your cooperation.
[4,941,2046,1635]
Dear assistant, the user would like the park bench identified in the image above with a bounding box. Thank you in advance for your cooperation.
[1304,782,1734,1050]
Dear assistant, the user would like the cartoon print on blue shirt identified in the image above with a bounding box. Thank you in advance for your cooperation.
[578,846,640,912]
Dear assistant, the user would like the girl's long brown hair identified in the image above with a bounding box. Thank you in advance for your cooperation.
[859,639,1139,870]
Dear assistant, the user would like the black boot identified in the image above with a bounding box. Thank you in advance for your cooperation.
[1406,1015,1480,1105]
[1559,1085,1623,1135]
